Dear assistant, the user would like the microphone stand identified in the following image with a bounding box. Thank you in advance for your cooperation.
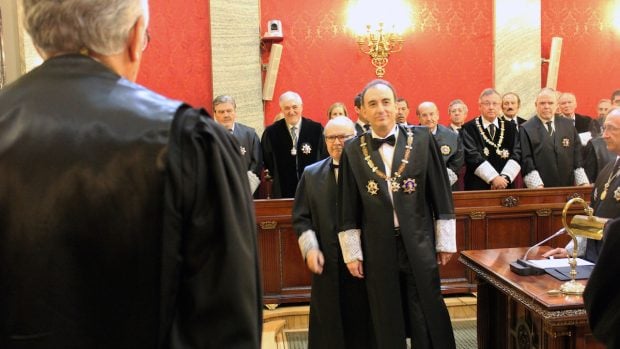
[510,228,566,276]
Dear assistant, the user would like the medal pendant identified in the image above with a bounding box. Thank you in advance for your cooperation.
[291,147,297,156]
[390,178,401,192]
[366,180,379,195]
[601,190,607,201]
[402,178,417,194]
[483,147,490,156]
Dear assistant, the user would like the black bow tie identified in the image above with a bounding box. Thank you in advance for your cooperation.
[331,163,339,169]
[371,135,396,148]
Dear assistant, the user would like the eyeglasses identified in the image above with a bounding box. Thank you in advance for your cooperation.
[325,134,354,142]
[602,125,620,133]
[142,30,151,52]
[480,102,500,108]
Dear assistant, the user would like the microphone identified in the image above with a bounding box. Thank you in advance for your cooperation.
[510,228,566,276]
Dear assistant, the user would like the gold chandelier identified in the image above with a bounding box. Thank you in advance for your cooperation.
[356,22,404,78]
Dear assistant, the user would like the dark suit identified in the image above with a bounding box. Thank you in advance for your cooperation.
[462,116,521,190]
[500,115,526,130]
[584,217,620,348]
[339,125,456,349]
[572,113,594,133]
[584,137,615,182]
[0,55,261,348]
[232,122,262,176]
[261,117,327,198]
[292,158,374,349]
[433,125,464,190]
[520,116,585,187]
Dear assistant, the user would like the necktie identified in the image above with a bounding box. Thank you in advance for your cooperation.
[363,124,371,131]
[290,126,298,146]
[371,135,396,148]
[488,124,496,140]
[545,121,553,136]
[511,119,517,127]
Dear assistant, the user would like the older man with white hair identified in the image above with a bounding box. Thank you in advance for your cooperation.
[0,0,262,348]
[261,91,327,198]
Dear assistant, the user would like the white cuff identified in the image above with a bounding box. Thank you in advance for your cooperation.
[435,219,456,253]
[501,159,521,182]
[298,230,320,259]
[446,168,458,186]
[523,170,544,188]
[565,236,587,257]
[578,132,592,146]
[338,229,363,263]
[247,170,260,193]
[474,161,500,184]
[573,167,590,185]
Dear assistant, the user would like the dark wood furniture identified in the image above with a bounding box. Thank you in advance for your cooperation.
[459,247,603,349]
[255,186,592,305]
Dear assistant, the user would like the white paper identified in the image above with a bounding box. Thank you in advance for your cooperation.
[527,257,594,269]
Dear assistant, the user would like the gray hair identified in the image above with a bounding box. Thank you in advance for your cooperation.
[478,88,501,102]
[448,99,468,113]
[22,0,148,55]
[279,91,303,106]
[213,95,236,110]
[324,116,355,135]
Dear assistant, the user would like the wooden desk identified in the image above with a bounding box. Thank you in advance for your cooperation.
[460,247,603,349]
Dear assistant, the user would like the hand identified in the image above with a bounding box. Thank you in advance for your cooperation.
[346,260,364,278]
[305,249,324,274]
[490,175,508,190]
[437,252,453,266]
[542,247,569,259]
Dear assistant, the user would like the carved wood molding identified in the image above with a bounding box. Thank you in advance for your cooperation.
[501,195,519,207]
[469,211,486,220]
[567,192,584,201]
[259,221,278,230]
[536,209,552,217]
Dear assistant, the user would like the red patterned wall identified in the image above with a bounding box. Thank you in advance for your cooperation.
[542,0,620,117]
[138,0,212,109]
[260,0,494,126]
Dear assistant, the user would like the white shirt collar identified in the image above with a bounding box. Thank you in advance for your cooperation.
[371,125,398,140]
[287,119,302,131]
[480,116,499,129]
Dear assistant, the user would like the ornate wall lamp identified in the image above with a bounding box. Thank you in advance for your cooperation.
[347,0,412,78]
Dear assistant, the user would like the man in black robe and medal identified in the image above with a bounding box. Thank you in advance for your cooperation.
[338,79,456,349]
[261,91,327,198]
[520,88,590,188]
[462,88,521,190]
[0,1,262,347]
[293,116,374,349]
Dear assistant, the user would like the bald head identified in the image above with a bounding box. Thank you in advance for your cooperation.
[417,101,439,132]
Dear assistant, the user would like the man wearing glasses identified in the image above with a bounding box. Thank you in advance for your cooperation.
[520,88,590,188]
[292,116,373,348]
[462,88,521,190]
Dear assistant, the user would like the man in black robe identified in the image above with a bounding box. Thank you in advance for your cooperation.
[500,92,527,130]
[544,107,620,262]
[462,88,521,190]
[261,91,326,198]
[584,217,620,348]
[338,79,456,349]
[213,95,263,194]
[0,1,261,348]
[520,88,590,188]
[293,116,374,349]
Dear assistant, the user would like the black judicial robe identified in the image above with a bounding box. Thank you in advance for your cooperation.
[232,122,263,176]
[583,160,620,262]
[434,124,464,191]
[584,136,615,182]
[292,158,374,349]
[520,116,584,187]
[261,117,327,198]
[462,116,521,190]
[339,125,456,349]
[574,113,594,134]
[584,217,620,348]
[0,55,261,349]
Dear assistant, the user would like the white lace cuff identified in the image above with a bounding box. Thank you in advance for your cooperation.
[573,167,590,185]
[565,236,587,257]
[523,170,544,188]
[298,230,320,259]
[247,170,260,193]
[435,219,456,253]
[474,161,500,184]
[338,229,363,263]
[501,159,521,182]
[447,168,458,186]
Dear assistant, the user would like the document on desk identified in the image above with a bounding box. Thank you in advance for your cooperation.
[527,258,594,269]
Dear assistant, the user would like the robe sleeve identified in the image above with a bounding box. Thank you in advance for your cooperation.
[162,105,262,349]
[292,170,321,258]
[446,133,465,175]
[519,126,538,179]
[426,134,456,252]
[249,131,263,176]
[261,128,275,177]
[338,145,364,262]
